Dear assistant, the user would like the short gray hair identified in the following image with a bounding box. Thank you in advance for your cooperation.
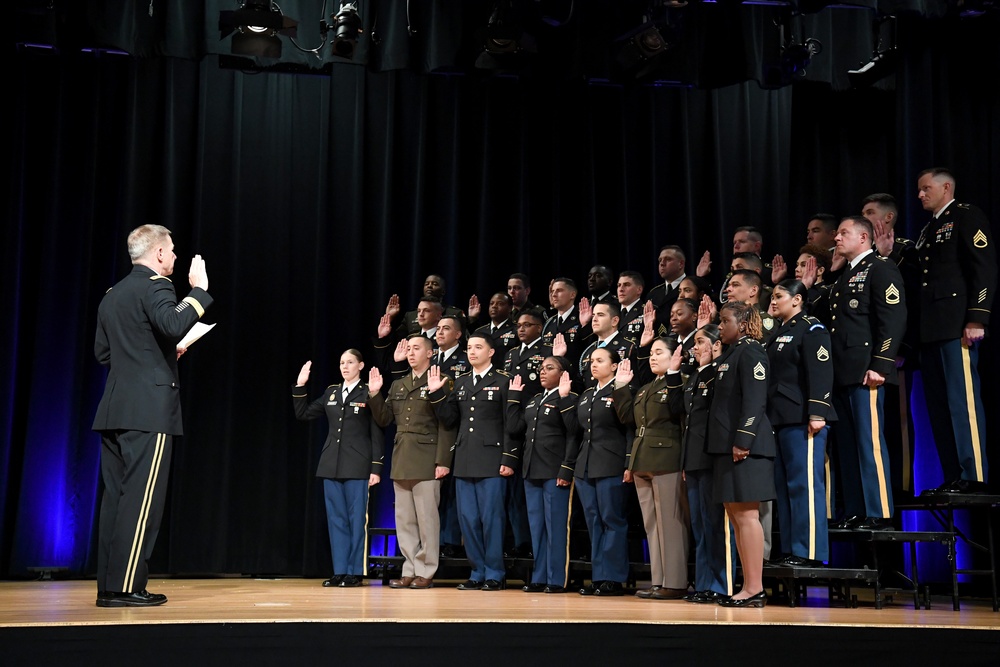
[127,224,172,261]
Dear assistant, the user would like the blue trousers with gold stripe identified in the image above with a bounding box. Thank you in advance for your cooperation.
[921,340,989,484]
[98,430,173,594]
[686,468,737,595]
[833,385,894,519]
[323,478,370,576]
[524,478,573,587]
[775,425,829,561]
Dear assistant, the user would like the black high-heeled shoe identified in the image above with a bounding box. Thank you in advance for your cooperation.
[718,590,767,608]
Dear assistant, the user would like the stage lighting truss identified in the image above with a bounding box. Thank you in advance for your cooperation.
[218,1,364,61]
[847,15,898,88]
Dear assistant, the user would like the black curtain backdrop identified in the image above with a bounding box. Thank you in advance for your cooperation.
[3,6,999,579]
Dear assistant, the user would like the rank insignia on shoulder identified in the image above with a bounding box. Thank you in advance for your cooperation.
[753,362,766,381]
[817,345,830,361]
[974,230,989,248]
[885,284,900,305]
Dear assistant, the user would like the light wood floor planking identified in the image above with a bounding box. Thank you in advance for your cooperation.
[1,579,997,629]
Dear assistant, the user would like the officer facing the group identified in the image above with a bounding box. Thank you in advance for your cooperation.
[92,224,212,608]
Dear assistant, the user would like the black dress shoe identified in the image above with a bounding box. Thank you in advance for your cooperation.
[782,555,825,568]
[457,579,484,590]
[718,590,766,608]
[925,479,960,494]
[831,515,863,530]
[594,581,625,596]
[482,579,505,591]
[854,517,894,531]
[339,575,363,587]
[941,479,989,495]
[440,544,466,559]
[323,575,345,587]
[522,582,546,593]
[504,543,533,559]
[96,590,167,608]
[688,590,727,604]
[579,581,601,596]
[543,585,567,594]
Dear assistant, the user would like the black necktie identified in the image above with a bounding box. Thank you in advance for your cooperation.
[473,374,480,386]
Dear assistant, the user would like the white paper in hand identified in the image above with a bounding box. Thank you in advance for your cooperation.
[178,322,216,350]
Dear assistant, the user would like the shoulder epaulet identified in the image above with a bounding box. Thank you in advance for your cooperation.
[326,384,338,389]
[958,203,970,209]
[494,369,511,378]
[150,275,173,282]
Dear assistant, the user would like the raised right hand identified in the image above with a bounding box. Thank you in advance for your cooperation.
[385,294,401,318]
[368,367,383,394]
[189,254,208,291]
[377,313,393,339]
[296,360,312,386]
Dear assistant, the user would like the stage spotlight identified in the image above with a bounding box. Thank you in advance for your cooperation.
[327,3,363,59]
[614,22,671,79]
[763,37,822,88]
[219,0,297,58]
[475,1,536,71]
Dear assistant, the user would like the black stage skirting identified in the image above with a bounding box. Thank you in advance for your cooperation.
[3,622,999,666]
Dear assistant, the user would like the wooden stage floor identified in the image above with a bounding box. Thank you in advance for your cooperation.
[3,578,999,666]
[2,577,998,629]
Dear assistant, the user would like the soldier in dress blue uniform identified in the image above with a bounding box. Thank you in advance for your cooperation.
[508,273,548,323]
[765,281,835,567]
[616,271,647,339]
[586,265,619,308]
[725,269,777,342]
[863,193,921,499]
[647,245,688,334]
[667,298,699,374]
[92,225,212,608]
[574,302,642,390]
[503,310,552,554]
[572,347,632,596]
[506,357,580,594]
[432,315,470,558]
[710,302,775,608]
[374,296,443,381]
[383,274,467,336]
[433,334,516,591]
[542,278,587,366]
[915,169,996,494]
[828,216,907,531]
[473,292,519,359]
[293,350,384,587]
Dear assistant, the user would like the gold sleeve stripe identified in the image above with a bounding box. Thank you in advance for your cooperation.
[182,296,205,317]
